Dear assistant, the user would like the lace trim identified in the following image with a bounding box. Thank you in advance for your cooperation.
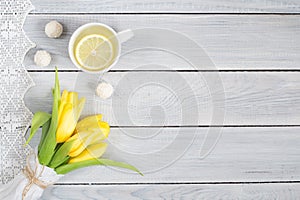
[0,0,35,184]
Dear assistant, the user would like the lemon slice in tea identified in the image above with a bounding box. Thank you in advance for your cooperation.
[75,34,113,70]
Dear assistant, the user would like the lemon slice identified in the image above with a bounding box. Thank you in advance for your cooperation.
[75,34,113,70]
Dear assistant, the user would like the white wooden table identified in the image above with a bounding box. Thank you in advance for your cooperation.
[23,1,300,199]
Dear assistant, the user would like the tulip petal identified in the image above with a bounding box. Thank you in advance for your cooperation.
[67,134,81,152]
[67,92,78,105]
[98,121,110,139]
[67,131,94,156]
[75,97,86,121]
[56,103,77,143]
[68,143,86,157]
[69,143,107,163]
[76,115,102,131]
[75,117,110,141]
[58,90,68,124]
[68,131,102,157]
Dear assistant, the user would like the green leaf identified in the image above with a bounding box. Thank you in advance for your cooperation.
[55,158,143,176]
[48,140,74,168]
[38,67,61,165]
[97,159,143,176]
[25,112,51,146]
[38,118,51,152]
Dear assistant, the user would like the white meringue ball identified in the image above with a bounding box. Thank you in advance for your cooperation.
[96,82,114,99]
[34,50,51,67]
[45,20,63,38]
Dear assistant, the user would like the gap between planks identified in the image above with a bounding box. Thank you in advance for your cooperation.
[27,70,300,72]
[28,13,300,15]
[54,181,300,185]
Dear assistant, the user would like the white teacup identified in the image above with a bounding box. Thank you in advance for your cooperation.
[68,23,133,73]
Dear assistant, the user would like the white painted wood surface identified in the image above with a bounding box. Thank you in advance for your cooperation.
[24,15,300,70]
[41,184,300,199]
[25,127,300,183]
[30,0,300,13]
[25,72,300,126]
[19,0,300,199]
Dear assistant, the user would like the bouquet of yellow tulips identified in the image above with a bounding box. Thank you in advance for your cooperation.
[0,68,141,200]
[26,68,140,175]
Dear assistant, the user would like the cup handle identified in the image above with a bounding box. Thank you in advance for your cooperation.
[117,29,134,43]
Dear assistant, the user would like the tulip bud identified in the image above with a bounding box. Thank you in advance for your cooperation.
[66,115,110,157]
[56,90,85,143]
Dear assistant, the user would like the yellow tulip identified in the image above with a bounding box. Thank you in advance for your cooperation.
[66,132,89,157]
[69,143,107,163]
[56,90,86,143]
[75,114,102,131]
[66,115,110,157]
[76,121,110,139]
[67,131,97,157]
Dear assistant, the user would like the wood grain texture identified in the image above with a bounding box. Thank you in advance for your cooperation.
[23,2,300,197]
[24,15,300,70]
[30,0,300,13]
[41,184,300,200]
[25,127,300,183]
[25,72,300,126]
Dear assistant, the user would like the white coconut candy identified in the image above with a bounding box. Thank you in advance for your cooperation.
[34,50,51,67]
[45,20,63,38]
[96,82,114,99]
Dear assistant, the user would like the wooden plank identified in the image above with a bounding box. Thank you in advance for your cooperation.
[27,127,300,183]
[25,72,300,126]
[41,184,300,199]
[30,0,300,13]
[24,15,300,70]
